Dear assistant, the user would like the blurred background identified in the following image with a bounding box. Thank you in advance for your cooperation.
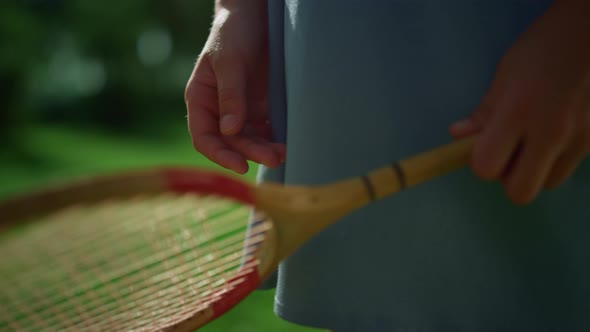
[0,1,317,331]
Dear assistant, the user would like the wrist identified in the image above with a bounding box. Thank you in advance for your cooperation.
[553,0,590,18]
[215,0,266,15]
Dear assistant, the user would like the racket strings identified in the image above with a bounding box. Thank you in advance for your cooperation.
[2,204,258,330]
[85,261,260,332]
[1,197,233,304]
[16,224,265,331]
[2,202,247,298]
[2,194,243,278]
[0,192,270,331]
[1,195,227,273]
[3,218,250,321]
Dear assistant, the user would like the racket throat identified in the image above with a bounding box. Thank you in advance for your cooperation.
[254,180,371,262]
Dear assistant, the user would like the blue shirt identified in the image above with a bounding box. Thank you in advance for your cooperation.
[257,1,590,331]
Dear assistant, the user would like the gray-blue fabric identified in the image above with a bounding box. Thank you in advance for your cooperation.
[256,1,590,331]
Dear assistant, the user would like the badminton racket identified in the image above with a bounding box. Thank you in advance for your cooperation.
[0,137,473,331]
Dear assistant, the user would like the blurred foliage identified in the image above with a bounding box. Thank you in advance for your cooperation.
[0,2,323,331]
[1,0,212,141]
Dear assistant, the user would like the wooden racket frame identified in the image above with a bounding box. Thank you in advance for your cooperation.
[0,137,474,331]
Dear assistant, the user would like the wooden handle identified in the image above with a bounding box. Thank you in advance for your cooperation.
[367,137,475,200]
[255,137,475,263]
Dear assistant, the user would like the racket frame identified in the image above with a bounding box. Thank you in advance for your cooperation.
[0,167,275,332]
[0,137,474,331]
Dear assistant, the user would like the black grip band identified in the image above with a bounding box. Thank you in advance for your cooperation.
[361,175,376,201]
[391,163,407,189]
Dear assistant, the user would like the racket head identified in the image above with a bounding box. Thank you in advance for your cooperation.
[0,167,277,331]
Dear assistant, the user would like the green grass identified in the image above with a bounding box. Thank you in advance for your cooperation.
[0,124,321,332]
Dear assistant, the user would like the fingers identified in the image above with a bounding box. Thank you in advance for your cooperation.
[449,107,487,138]
[187,55,283,174]
[450,76,503,139]
[187,93,283,174]
[450,95,498,140]
[471,101,524,181]
[243,120,273,141]
[194,134,250,174]
[187,94,284,173]
[544,145,587,189]
[459,75,577,204]
[186,88,248,174]
[503,133,564,205]
[189,127,286,174]
[545,99,590,189]
[498,106,574,203]
[186,58,249,174]
[448,8,590,204]
[216,61,248,135]
[270,143,287,163]
[226,136,285,168]
[462,90,583,204]
[185,13,281,175]
[545,124,590,189]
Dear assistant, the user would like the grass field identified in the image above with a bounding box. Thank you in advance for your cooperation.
[0,124,321,332]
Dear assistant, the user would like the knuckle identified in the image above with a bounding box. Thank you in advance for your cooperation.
[546,111,575,143]
[207,44,233,69]
[206,50,223,69]
[505,184,534,206]
[217,86,241,103]
[184,73,200,107]
[471,152,500,181]
[217,87,244,112]
[471,160,498,181]
[508,104,530,123]
[472,105,491,124]
[511,192,532,206]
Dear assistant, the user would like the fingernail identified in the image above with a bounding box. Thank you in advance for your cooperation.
[451,119,474,133]
[220,114,238,134]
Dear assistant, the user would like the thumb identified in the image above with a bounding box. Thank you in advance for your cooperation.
[450,88,498,139]
[450,108,488,138]
[217,62,248,136]
[450,69,509,139]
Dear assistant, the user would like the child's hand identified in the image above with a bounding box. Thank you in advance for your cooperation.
[451,0,590,205]
[185,2,286,174]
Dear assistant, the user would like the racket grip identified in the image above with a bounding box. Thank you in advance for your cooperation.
[367,137,475,200]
